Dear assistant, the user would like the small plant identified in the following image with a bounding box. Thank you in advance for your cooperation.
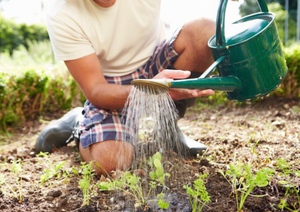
[148,152,170,209]
[183,173,211,212]
[148,152,170,187]
[11,159,23,203]
[37,152,77,185]
[99,171,146,208]
[78,161,95,206]
[98,152,170,210]
[40,161,67,184]
[276,158,300,211]
[278,186,300,212]
[220,162,274,212]
[276,158,292,176]
[0,159,24,203]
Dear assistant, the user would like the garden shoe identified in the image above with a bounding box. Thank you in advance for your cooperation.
[175,128,207,157]
[35,107,84,153]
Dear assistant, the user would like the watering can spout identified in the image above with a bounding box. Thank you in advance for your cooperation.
[170,76,242,92]
[131,76,243,93]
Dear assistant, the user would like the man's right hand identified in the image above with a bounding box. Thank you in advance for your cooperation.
[153,69,215,101]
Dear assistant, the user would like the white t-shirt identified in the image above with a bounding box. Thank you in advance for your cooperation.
[46,0,166,77]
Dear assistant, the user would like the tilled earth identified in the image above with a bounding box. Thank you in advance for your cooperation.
[0,97,299,212]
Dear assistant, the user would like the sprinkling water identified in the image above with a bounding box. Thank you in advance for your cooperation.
[121,85,188,169]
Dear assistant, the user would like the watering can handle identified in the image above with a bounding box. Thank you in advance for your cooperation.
[216,0,269,46]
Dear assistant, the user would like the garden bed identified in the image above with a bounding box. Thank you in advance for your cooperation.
[0,97,299,212]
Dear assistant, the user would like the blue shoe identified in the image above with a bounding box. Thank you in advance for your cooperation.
[35,107,84,153]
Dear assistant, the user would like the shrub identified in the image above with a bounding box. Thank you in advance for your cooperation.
[280,43,300,98]
[0,69,83,132]
[0,14,49,55]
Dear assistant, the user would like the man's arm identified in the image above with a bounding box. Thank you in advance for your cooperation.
[65,53,132,110]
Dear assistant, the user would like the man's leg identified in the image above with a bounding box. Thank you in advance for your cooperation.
[173,17,215,72]
[173,17,215,119]
[172,18,215,155]
[79,140,134,176]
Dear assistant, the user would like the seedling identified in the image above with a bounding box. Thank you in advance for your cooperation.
[0,159,24,203]
[220,162,274,212]
[37,152,77,185]
[98,171,146,207]
[276,158,300,211]
[11,159,23,203]
[78,161,96,206]
[40,161,67,184]
[148,152,170,209]
[148,152,170,187]
[278,186,300,212]
[98,152,170,210]
[183,173,211,212]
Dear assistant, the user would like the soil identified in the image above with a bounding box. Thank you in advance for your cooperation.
[0,97,299,212]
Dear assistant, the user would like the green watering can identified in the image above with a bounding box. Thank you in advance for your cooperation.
[131,0,288,101]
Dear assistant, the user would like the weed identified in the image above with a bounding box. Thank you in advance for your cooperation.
[220,162,274,212]
[183,173,211,212]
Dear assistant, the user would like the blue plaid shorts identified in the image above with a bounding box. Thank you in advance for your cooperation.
[79,30,180,148]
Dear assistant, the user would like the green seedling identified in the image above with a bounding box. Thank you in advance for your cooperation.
[276,158,300,211]
[183,173,211,212]
[40,161,67,184]
[11,159,23,203]
[276,158,292,176]
[78,161,95,206]
[156,192,169,209]
[148,152,170,209]
[148,152,170,187]
[0,159,24,203]
[99,171,146,207]
[220,162,274,212]
[37,152,77,185]
[98,152,170,210]
[278,186,300,212]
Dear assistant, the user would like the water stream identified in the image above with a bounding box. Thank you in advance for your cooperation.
[121,86,189,169]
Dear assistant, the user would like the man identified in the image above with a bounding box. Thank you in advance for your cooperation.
[36,0,216,175]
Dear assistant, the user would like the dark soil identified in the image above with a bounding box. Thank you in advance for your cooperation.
[0,97,299,212]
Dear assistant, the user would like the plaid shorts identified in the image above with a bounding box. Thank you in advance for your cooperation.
[79,30,180,148]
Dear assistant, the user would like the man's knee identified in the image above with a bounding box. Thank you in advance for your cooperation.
[79,140,134,176]
[174,18,215,52]
[173,18,215,71]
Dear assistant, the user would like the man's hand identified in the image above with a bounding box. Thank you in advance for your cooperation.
[153,69,215,100]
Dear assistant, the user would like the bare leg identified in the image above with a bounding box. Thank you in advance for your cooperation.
[79,140,134,176]
[173,17,216,73]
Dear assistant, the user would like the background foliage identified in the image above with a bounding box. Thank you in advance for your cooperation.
[1,1,300,133]
[0,14,49,55]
